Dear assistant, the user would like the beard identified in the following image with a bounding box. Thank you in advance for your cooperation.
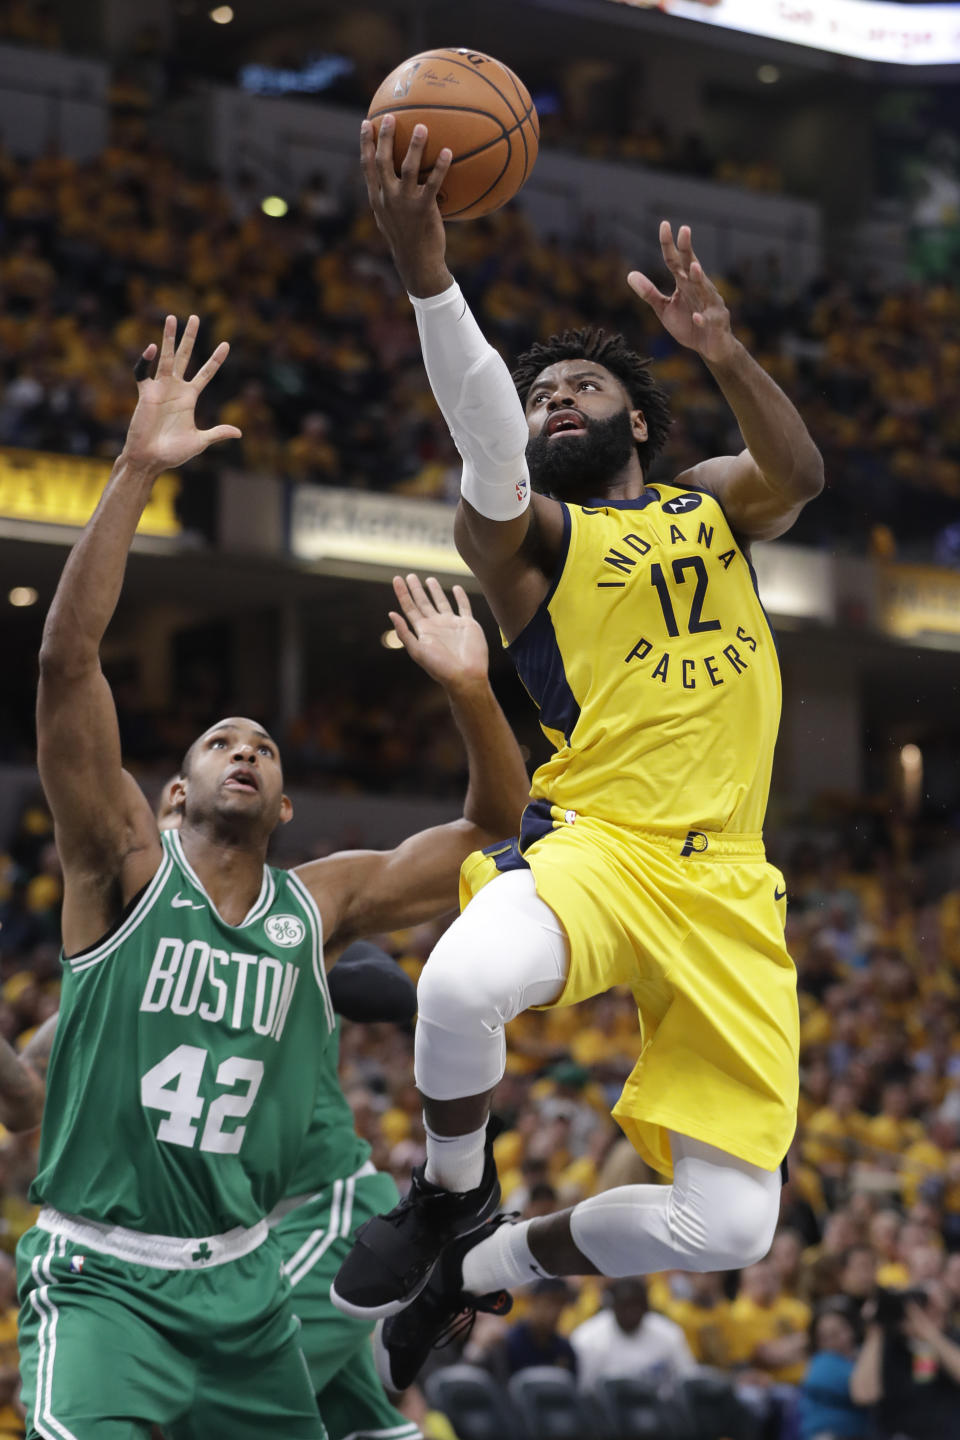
[526,409,638,501]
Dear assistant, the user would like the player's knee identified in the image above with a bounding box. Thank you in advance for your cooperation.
[416,927,505,1031]
[690,1179,779,1270]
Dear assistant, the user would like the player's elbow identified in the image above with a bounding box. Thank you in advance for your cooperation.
[794,446,825,501]
[38,636,99,684]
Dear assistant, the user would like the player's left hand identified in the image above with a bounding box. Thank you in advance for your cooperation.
[627,222,736,365]
[122,314,242,474]
[388,574,488,691]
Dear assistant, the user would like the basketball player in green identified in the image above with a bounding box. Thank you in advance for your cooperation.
[5,945,424,1440]
[18,313,529,1439]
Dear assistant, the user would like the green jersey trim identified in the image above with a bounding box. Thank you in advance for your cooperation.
[279,1171,356,1287]
[66,851,174,973]
[286,870,335,1033]
[265,1158,377,1227]
[166,829,277,927]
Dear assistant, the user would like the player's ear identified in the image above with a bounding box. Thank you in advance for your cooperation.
[278,793,294,827]
[631,408,648,444]
[159,777,187,829]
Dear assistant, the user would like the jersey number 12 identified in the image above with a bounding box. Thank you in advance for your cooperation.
[650,556,721,636]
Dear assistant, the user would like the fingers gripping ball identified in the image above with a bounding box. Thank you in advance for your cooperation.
[367,48,539,220]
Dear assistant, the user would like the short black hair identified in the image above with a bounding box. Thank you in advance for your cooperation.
[180,741,196,779]
[512,327,673,475]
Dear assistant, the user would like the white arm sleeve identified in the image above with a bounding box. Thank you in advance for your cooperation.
[409,282,531,521]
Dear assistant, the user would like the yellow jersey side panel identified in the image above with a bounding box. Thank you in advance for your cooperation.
[509,485,782,834]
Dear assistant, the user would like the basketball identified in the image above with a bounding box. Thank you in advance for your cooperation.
[367,48,539,221]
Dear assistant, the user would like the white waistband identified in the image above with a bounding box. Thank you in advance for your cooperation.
[266,1158,378,1228]
[36,1207,269,1271]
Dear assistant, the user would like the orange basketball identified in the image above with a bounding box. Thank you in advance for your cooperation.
[367,48,539,221]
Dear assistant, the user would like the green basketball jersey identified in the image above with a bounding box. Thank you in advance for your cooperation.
[283,1019,369,1197]
[32,830,335,1236]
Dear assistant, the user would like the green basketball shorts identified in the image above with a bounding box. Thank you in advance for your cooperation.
[270,1164,421,1440]
[18,1214,326,1440]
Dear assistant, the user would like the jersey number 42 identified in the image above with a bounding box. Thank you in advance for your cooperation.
[141,1043,264,1154]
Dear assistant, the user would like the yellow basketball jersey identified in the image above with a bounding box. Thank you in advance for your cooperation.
[510,482,781,835]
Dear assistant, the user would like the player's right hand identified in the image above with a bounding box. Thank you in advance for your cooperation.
[122,314,241,475]
[360,116,453,298]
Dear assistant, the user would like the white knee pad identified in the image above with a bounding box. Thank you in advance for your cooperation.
[569,1133,781,1276]
[414,870,568,1101]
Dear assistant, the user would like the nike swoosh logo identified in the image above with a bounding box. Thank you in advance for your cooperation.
[774,887,787,902]
[171,893,205,910]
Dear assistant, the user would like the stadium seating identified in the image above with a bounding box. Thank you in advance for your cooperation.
[675,1371,762,1440]
[590,1376,685,1440]
[423,1363,524,1440]
[507,1365,602,1439]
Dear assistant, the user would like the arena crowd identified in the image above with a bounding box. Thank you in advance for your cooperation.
[0,121,958,566]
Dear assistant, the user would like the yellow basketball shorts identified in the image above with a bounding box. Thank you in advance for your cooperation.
[460,804,799,1179]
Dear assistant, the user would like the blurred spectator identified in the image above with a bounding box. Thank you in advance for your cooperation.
[727,1260,811,1383]
[797,1299,869,1440]
[283,411,340,483]
[570,1276,695,1389]
[837,1244,878,1306]
[483,1278,577,1383]
[661,1271,736,1368]
[851,1282,960,1439]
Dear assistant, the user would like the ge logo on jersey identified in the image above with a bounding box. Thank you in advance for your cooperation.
[662,493,702,515]
[265,915,305,947]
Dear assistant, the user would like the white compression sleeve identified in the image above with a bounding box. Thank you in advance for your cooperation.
[409,282,531,521]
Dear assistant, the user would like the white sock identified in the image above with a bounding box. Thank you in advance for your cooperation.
[461,1218,553,1294]
[424,1121,486,1193]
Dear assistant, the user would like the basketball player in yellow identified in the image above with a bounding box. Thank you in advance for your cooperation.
[333,118,825,1388]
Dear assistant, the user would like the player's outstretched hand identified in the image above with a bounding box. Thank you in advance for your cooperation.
[627,222,736,365]
[388,574,488,691]
[122,314,242,474]
[360,116,453,297]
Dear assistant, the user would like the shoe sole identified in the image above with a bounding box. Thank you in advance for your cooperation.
[328,1185,503,1320]
[372,1317,402,1392]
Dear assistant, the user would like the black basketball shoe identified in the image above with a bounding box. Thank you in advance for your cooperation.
[373,1216,515,1393]
[330,1122,502,1319]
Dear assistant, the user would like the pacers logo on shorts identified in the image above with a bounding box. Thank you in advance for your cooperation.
[265,915,305,947]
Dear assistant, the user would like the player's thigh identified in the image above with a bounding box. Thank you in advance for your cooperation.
[317,1344,421,1440]
[282,1173,400,1392]
[18,1236,187,1440]
[172,1333,326,1440]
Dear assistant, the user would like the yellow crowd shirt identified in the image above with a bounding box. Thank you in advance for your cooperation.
[510,485,781,835]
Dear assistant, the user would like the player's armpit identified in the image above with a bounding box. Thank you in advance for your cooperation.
[296,817,497,955]
[675,451,817,544]
[454,494,565,641]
